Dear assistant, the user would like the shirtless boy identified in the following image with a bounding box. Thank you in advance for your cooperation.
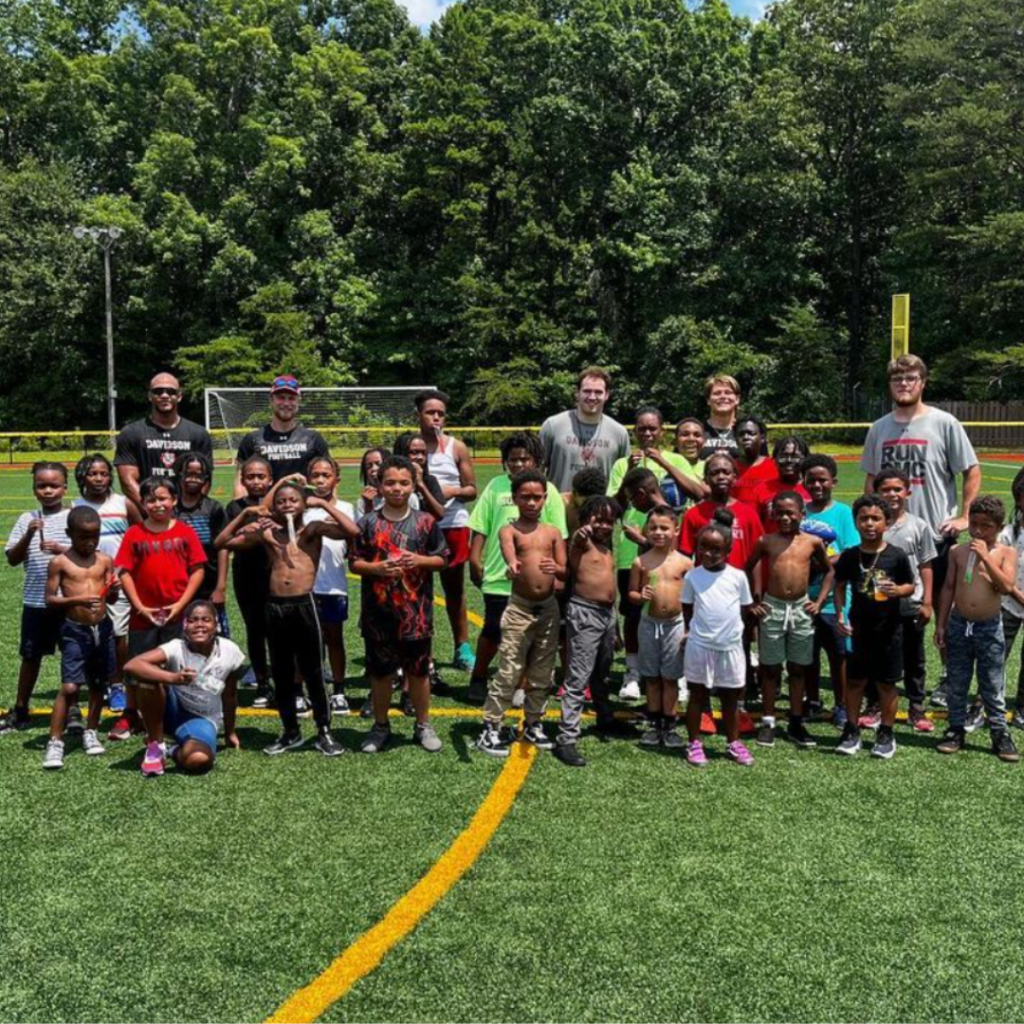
[216,476,359,756]
[553,495,623,767]
[936,496,1020,761]
[746,493,833,750]
[476,470,566,757]
[42,507,118,769]
[629,506,692,749]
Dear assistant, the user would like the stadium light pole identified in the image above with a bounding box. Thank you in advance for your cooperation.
[73,225,123,433]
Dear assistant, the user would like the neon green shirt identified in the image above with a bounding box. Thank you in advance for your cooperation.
[607,452,704,569]
[468,475,569,596]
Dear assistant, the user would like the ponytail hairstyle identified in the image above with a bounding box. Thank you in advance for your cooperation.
[698,507,734,551]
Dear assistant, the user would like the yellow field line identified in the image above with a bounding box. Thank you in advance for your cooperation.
[264,742,538,1023]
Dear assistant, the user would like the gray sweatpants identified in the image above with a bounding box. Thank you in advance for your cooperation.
[557,597,616,746]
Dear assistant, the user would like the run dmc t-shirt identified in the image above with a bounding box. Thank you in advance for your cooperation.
[235,424,330,482]
[860,409,977,538]
[114,417,213,481]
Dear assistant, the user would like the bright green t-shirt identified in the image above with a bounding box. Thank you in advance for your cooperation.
[607,452,704,569]
[468,475,569,596]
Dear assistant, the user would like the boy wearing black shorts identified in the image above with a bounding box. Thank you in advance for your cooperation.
[351,456,449,754]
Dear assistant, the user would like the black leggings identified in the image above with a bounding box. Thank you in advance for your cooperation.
[266,594,329,731]
[237,582,270,683]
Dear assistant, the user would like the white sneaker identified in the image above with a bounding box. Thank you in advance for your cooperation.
[329,692,351,715]
[619,670,642,702]
[82,729,105,756]
[295,696,312,718]
[43,738,65,770]
[512,688,526,709]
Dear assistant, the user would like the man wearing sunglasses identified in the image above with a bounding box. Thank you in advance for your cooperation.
[861,354,981,706]
[232,375,330,496]
[114,373,213,512]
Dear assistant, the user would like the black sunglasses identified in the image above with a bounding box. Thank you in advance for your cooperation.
[150,387,179,396]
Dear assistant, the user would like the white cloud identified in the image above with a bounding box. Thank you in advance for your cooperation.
[401,0,456,28]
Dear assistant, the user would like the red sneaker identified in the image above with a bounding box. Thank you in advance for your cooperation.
[109,713,141,741]
[858,707,881,730]
[909,709,935,733]
[699,712,717,735]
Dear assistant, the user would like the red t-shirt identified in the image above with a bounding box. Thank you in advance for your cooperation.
[753,479,812,531]
[115,520,206,629]
[732,458,778,504]
[679,500,764,570]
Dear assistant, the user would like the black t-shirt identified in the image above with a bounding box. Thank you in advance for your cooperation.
[176,495,228,599]
[225,496,270,591]
[235,423,330,482]
[114,417,213,481]
[834,544,914,632]
[699,422,740,460]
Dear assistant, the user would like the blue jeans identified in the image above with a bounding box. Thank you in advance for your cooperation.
[946,610,1006,732]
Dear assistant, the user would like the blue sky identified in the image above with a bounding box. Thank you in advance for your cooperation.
[403,0,766,28]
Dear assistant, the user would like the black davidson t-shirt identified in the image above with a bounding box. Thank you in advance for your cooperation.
[114,417,213,480]
[235,423,330,482]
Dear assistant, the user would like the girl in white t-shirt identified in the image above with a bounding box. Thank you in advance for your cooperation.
[682,508,755,768]
[124,600,245,776]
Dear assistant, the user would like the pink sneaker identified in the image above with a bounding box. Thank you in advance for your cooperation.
[686,740,707,767]
[858,707,881,730]
[141,741,165,777]
[726,740,755,767]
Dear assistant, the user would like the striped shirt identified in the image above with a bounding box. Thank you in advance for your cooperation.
[73,494,130,560]
[6,508,72,608]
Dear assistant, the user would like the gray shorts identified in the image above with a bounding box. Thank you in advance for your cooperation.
[638,613,686,680]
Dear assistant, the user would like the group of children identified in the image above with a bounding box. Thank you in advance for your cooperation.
[4,411,1024,774]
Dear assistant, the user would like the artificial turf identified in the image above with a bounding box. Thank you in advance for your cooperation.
[1,456,1023,1023]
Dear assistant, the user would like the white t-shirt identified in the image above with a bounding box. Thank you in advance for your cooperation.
[999,524,1024,620]
[159,637,246,725]
[682,565,752,651]
[304,499,356,596]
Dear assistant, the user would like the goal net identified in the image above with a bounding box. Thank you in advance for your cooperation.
[204,386,433,456]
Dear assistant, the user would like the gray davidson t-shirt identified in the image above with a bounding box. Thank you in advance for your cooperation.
[860,408,977,539]
[539,410,630,492]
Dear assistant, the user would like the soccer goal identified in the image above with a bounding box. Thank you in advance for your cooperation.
[204,386,433,455]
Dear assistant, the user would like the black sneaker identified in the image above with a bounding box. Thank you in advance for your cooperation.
[787,720,817,750]
[359,699,375,719]
[835,724,862,756]
[0,706,31,734]
[964,704,986,733]
[992,729,1020,763]
[475,724,510,759]
[595,714,638,738]
[660,724,685,751]
[553,742,587,767]
[264,731,305,756]
[936,727,965,754]
[253,685,274,709]
[522,721,554,750]
[314,729,345,757]
[871,726,897,759]
[429,664,451,696]
[361,721,392,754]
[756,722,776,747]
[639,724,662,747]
[466,676,488,705]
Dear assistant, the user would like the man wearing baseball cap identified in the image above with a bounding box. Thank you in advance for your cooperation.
[233,375,331,495]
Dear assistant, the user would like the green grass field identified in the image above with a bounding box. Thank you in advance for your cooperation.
[2,456,1023,1023]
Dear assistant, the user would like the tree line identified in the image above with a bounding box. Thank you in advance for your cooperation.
[0,0,1019,429]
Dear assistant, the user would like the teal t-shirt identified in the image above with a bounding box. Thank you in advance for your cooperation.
[467,475,568,595]
[802,500,858,604]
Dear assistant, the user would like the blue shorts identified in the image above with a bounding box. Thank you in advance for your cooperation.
[60,618,115,688]
[315,593,348,626]
[164,686,218,757]
[20,605,62,661]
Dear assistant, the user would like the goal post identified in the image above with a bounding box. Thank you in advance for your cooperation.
[204,386,434,456]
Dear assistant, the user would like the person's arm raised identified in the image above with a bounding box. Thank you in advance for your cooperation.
[215,505,269,551]
[304,496,360,541]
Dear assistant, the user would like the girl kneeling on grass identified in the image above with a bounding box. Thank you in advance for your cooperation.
[681,509,756,768]
[126,600,245,777]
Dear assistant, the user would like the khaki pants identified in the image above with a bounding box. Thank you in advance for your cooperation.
[484,594,559,725]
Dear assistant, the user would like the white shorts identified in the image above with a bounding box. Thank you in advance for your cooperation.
[107,594,130,638]
[683,641,745,690]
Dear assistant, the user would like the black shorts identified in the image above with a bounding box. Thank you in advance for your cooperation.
[127,621,184,661]
[364,636,432,679]
[482,594,509,644]
[617,569,642,627]
[848,622,903,685]
[20,606,63,660]
[60,619,115,688]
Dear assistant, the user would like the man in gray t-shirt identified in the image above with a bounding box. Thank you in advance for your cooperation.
[861,356,980,544]
[540,368,631,493]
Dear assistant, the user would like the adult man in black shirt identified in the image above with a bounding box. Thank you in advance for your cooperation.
[233,375,330,495]
[699,373,742,460]
[114,372,213,512]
